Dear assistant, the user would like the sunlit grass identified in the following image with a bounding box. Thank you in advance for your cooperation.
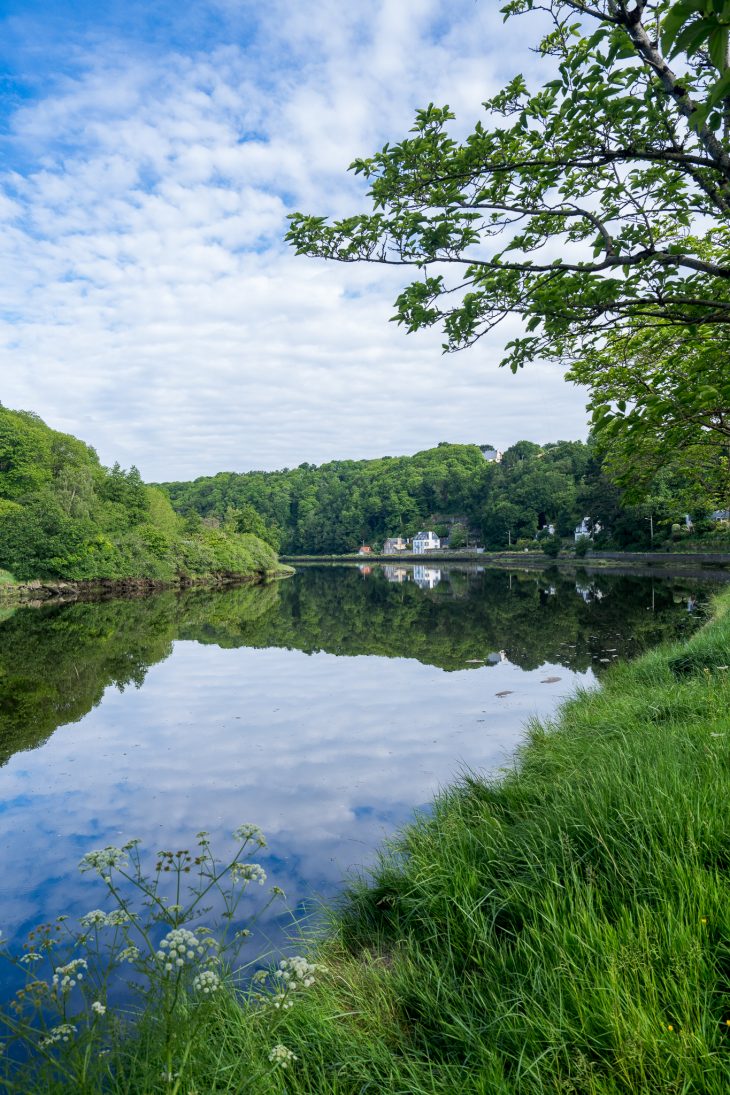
[196,589,730,1093]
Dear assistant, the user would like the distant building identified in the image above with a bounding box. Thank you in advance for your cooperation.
[480,447,503,463]
[574,517,601,541]
[412,530,441,554]
[358,545,372,555]
[383,537,408,554]
[711,509,730,522]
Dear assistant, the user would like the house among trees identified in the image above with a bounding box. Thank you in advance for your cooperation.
[574,518,601,541]
[358,545,372,555]
[383,537,408,554]
[480,446,503,463]
[412,530,441,554]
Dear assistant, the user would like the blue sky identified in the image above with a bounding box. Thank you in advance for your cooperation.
[0,0,589,480]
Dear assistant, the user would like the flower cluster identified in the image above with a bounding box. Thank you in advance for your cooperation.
[233,823,266,847]
[39,1023,76,1047]
[192,970,221,995]
[118,945,140,963]
[271,956,324,1009]
[91,1001,106,1016]
[80,908,130,928]
[52,958,87,994]
[156,928,211,973]
[269,1043,297,1068]
[277,956,321,990]
[78,846,128,874]
[230,862,267,886]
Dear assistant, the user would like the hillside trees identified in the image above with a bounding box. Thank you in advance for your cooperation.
[0,406,278,582]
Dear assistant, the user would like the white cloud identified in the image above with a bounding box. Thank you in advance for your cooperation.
[0,0,587,480]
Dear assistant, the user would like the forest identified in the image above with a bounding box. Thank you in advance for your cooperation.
[161,438,729,555]
[0,405,278,582]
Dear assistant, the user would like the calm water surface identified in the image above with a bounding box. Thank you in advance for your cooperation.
[0,564,718,984]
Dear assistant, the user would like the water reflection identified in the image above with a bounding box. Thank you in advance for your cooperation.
[0,565,717,981]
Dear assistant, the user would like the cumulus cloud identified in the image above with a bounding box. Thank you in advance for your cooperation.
[0,0,587,479]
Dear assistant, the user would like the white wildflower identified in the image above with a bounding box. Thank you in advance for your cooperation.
[91,1001,106,1016]
[156,927,209,973]
[20,952,42,964]
[230,862,267,886]
[193,969,221,995]
[276,956,323,991]
[118,945,140,963]
[78,846,128,874]
[39,1023,76,1047]
[232,823,266,847]
[52,958,88,994]
[80,910,109,927]
[268,1044,297,1068]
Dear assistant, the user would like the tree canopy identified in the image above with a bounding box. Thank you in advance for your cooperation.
[288,1,730,369]
[0,405,278,582]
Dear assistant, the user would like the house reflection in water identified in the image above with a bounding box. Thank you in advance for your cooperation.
[413,566,442,590]
[383,566,409,583]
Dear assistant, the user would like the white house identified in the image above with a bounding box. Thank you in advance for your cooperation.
[412,530,440,554]
[481,447,503,463]
[574,517,601,541]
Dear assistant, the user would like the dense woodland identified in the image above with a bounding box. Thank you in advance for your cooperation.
[0,405,278,582]
[162,439,729,555]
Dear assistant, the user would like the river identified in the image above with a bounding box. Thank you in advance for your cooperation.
[0,563,719,988]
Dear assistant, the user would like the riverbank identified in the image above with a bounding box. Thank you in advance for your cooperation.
[176,586,730,1093]
[0,565,294,605]
[285,548,730,568]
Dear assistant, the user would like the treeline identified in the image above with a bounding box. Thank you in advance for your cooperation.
[0,405,278,582]
[161,439,729,554]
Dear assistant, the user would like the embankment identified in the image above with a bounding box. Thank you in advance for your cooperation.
[0,566,294,605]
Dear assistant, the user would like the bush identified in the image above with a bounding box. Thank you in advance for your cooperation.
[541,535,561,558]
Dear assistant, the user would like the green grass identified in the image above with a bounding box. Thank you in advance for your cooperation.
[0,568,16,585]
[7,591,730,1093]
[185,590,730,1094]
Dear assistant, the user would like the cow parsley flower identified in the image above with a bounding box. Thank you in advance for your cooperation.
[52,958,87,994]
[91,1001,106,1016]
[156,928,209,973]
[193,970,221,995]
[269,1044,297,1068]
[118,945,140,963]
[78,847,128,874]
[232,824,266,847]
[40,1024,76,1047]
[230,862,267,885]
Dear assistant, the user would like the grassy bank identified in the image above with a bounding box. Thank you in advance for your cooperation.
[186,589,730,1094]
[5,592,730,1093]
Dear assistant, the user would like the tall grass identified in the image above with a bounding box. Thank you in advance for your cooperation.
[195,590,730,1093]
[5,591,730,1093]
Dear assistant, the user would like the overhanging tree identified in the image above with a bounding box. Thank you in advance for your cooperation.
[287,1,730,370]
